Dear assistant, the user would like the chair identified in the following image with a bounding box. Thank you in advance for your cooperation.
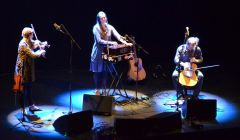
[178,84,196,100]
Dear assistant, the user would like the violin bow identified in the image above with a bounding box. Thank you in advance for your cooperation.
[30,23,49,58]
[30,24,39,40]
[197,65,220,70]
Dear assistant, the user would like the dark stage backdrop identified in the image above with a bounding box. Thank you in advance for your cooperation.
[0,0,238,78]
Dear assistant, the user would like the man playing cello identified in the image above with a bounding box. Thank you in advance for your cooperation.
[172,37,203,100]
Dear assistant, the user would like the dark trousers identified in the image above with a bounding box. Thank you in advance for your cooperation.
[172,70,204,98]
[18,82,33,109]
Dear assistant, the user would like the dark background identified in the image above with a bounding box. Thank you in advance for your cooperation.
[0,0,239,80]
[0,1,239,139]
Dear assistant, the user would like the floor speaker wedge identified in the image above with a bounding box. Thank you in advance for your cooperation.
[53,110,93,136]
[83,94,114,116]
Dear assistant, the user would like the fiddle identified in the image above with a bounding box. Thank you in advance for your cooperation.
[33,40,50,50]
[31,24,50,58]
[13,75,23,93]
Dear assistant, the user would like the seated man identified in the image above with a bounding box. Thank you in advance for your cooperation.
[172,37,203,100]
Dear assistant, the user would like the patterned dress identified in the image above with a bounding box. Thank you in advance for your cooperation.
[14,39,42,83]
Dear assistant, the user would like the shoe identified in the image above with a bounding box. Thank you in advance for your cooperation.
[102,90,109,96]
[29,104,42,113]
[21,108,27,116]
[95,89,100,96]
[189,95,199,100]
[192,96,199,100]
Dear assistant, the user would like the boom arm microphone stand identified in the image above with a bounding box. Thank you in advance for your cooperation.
[126,35,150,105]
[54,23,81,114]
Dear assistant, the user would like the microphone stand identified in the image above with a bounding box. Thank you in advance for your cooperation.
[176,63,181,112]
[127,35,150,106]
[59,24,81,114]
[175,29,189,111]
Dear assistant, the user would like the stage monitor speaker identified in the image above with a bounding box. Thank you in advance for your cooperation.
[182,99,217,120]
[115,112,182,136]
[83,94,114,116]
[147,111,182,133]
[115,118,145,136]
[53,110,93,136]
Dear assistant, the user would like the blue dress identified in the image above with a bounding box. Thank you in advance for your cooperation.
[90,23,122,72]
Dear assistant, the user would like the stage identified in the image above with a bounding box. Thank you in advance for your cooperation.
[1,66,240,140]
[0,1,239,139]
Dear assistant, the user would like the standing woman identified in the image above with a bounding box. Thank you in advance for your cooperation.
[90,11,132,95]
[13,27,46,115]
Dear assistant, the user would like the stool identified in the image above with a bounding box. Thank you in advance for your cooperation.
[178,85,195,100]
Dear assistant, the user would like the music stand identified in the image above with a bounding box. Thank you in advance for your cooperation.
[55,24,81,114]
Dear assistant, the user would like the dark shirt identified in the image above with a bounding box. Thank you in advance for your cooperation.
[174,44,203,65]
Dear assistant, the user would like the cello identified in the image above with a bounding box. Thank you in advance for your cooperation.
[178,27,198,87]
[178,62,220,86]
[178,62,198,87]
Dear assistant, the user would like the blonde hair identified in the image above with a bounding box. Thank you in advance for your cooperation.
[21,27,33,38]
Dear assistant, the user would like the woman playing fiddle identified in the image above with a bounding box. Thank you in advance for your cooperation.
[13,27,46,116]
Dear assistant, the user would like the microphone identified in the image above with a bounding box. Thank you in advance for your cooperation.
[53,23,64,33]
[125,34,135,43]
[186,27,189,36]
[121,35,127,41]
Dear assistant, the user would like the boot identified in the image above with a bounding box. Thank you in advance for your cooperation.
[29,104,42,114]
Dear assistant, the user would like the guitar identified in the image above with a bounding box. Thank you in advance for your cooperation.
[128,45,146,81]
